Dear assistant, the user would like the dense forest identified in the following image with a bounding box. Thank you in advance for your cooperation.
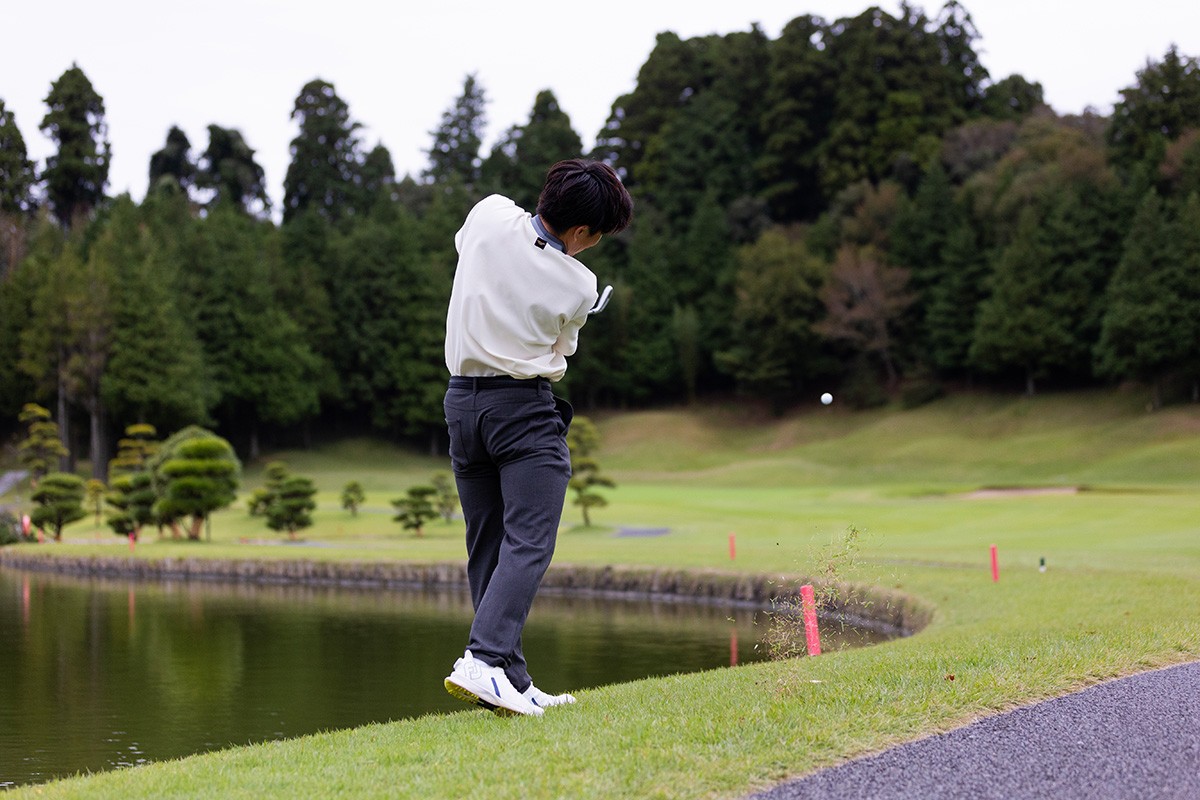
[2,1,1200,476]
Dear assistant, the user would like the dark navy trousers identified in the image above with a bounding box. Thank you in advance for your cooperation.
[444,376,573,691]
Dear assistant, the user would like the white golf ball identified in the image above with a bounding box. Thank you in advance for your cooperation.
[820,393,833,405]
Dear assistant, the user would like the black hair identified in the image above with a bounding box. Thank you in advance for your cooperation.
[535,159,634,236]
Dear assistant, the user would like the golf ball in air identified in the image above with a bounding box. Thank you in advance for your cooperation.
[820,393,833,405]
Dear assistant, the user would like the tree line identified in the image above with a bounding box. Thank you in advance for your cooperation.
[5,402,611,543]
[2,1,1200,476]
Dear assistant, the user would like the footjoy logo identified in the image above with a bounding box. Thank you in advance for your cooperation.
[466,661,482,680]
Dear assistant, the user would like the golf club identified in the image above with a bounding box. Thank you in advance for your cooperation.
[589,284,613,315]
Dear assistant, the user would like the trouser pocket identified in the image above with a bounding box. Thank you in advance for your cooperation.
[553,394,573,432]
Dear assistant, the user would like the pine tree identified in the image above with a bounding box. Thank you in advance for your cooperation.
[248,461,291,517]
[148,126,197,195]
[430,471,457,524]
[606,211,679,403]
[632,28,768,224]
[197,125,270,216]
[392,486,437,536]
[30,472,86,540]
[424,74,486,187]
[480,89,583,210]
[757,15,835,221]
[970,210,1073,395]
[150,426,240,540]
[0,227,47,419]
[0,98,37,274]
[19,243,89,469]
[678,190,737,393]
[359,143,397,213]
[17,403,68,485]
[1108,46,1200,171]
[981,74,1045,120]
[265,473,318,541]
[934,1,989,114]
[923,222,988,373]
[327,207,445,438]
[341,481,365,517]
[1038,186,1125,381]
[1095,191,1199,405]
[888,164,964,364]
[108,423,159,478]
[809,5,987,201]
[0,99,36,215]
[593,31,697,181]
[187,203,320,453]
[638,89,749,224]
[64,198,127,478]
[105,470,155,539]
[889,164,958,296]
[278,208,339,411]
[100,199,211,432]
[85,478,106,525]
[40,64,110,229]
[283,79,365,225]
[718,226,831,412]
[567,273,636,409]
[1174,193,1200,394]
[671,304,702,404]
[566,416,615,528]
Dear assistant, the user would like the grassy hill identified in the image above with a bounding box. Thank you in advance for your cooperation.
[5,389,1200,798]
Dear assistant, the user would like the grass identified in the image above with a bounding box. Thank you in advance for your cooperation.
[4,389,1200,799]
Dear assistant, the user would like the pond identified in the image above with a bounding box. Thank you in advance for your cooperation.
[0,566,889,788]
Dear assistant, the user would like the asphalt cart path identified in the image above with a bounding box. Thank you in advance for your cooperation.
[749,661,1200,800]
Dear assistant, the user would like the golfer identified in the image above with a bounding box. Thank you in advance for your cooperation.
[442,159,633,716]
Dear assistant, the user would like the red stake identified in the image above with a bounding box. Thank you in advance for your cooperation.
[800,584,821,656]
[728,532,736,560]
[990,544,1000,582]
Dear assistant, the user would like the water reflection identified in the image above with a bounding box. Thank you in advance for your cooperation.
[0,566,885,788]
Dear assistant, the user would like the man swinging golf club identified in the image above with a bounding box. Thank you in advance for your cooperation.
[442,159,634,716]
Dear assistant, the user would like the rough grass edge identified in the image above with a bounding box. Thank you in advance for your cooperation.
[0,548,933,637]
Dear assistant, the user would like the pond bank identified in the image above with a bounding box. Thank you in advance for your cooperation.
[0,548,931,636]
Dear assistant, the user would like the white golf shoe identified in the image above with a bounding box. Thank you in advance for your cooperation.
[444,650,544,717]
[522,683,577,709]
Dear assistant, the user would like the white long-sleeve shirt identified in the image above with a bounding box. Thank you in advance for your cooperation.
[445,194,599,381]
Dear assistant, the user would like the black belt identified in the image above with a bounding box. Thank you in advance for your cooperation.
[449,376,549,390]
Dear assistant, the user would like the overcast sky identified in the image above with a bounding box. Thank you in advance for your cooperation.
[4,0,1199,211]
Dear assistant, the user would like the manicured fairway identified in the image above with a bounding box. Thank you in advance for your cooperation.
[5,391,1200,799]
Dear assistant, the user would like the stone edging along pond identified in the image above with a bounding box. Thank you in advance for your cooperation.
[0,549,933,638]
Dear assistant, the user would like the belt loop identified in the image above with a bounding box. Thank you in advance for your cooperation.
[472,377,480,392]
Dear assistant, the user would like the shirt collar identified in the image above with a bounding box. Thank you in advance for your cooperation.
[531,215,567,254]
